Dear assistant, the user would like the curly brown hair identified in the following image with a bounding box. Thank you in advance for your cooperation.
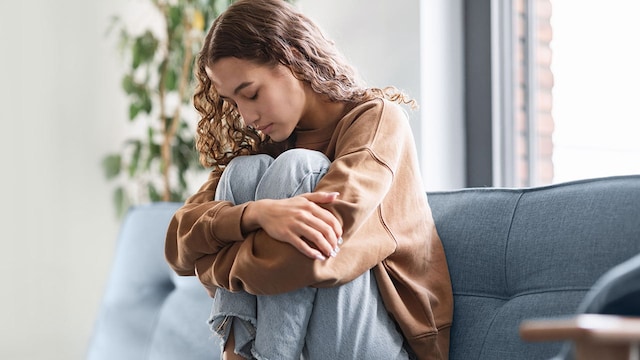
[194,0,415,172]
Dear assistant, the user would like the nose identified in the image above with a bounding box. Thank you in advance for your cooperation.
[237,103,259,127]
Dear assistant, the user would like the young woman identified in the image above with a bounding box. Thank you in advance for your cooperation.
[165,0,453,359]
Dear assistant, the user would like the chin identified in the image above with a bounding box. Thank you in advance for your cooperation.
[269,131,293,143]
[269,135,286,142]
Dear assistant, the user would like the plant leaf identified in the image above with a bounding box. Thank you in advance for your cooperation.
[128,140,142,177]
[165,68,178,91]
[102,154,122,179]
[121,74,135,94]
[148,184,162,202]
[141,91,152,114]
[114,186,128,218]
[168,6,183,32]
[132,31,158,69]
[128,102,142,121]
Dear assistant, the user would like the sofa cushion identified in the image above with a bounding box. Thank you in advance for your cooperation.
[87,202,219,360]
[427,175,640,360]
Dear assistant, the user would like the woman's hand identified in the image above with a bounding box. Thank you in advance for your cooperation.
[241,192,343,260]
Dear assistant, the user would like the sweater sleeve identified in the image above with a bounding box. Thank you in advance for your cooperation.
[192,99,412,295]
[165,170,248,276]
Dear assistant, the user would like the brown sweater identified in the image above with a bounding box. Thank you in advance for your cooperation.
[165,98,453,359]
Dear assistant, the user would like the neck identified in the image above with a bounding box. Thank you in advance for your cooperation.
[297,87,348,131]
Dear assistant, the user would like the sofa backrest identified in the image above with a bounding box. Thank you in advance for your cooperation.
[88,176,640,360]
[87,202,220,360]
[427,175,640,360]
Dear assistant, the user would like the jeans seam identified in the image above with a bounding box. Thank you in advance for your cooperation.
[289,169,327,197]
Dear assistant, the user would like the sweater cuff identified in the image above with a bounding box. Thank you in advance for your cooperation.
[210,202,248,242]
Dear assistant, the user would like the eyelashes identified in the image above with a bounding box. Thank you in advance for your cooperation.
[221,91,258,110]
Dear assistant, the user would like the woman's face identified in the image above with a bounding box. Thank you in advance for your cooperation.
[206,57,308,142]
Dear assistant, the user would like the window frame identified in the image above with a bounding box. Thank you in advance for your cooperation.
[464,0,543,187]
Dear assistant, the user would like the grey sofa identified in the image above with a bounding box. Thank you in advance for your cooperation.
[87,175,640,360]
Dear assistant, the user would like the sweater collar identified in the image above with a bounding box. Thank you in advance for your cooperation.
[293,102,357,151]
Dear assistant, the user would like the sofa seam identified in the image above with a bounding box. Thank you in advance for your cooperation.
[454,287,592,301]
[477,309,501,360]
[465,286,590,359]
[503,192,523,297]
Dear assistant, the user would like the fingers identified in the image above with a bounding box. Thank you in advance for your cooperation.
[276,202,342,260]
[300,192,343,239]
[299,194,343,254]
[294,214,340,259]
[285,234,337,261]
[301,191,340,204]
[256,194,344,261]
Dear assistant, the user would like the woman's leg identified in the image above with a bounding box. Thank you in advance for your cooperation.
[303,270,410,360]
[210,150,329,359]
[214,154,275,205]
[211,150,408,359]
[252,149,408,360]
[211,154,274,359]
[250,149,332,359]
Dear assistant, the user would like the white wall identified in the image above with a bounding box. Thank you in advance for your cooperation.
[298,0,465,191]
[297,0,424,159]
[0,1,464,359]
[420,0,465,190]
[0,1,126,359]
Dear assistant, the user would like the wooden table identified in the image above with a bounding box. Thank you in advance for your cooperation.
[520,314,640,360]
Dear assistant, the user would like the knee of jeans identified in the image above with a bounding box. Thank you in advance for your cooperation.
[271,149,331,172]
[221,154,274,184]
[224,154,274,175]
[216,154,274,203]
[255,149,331,199]
[266,150,331,181]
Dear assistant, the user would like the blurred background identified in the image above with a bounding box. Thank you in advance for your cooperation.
[0,0,638,359]
[0,0,425,358]
[1,1,127,359]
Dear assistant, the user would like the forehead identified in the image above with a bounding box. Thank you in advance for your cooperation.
[205,58,263,95]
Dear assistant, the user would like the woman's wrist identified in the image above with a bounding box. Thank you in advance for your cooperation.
[240,201,261,235]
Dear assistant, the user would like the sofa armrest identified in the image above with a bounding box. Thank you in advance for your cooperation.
[520,314,640,360]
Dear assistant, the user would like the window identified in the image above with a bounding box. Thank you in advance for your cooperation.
[493,0,640,187]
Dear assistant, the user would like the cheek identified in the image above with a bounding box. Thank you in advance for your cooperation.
[269,88,304,118]
[263,77,307,122]
[284,82,307,112]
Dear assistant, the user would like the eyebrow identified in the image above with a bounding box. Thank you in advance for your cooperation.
[219,81,253,100]
[234,82,253,94]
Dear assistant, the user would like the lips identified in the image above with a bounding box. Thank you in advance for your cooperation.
[256,124,273,134]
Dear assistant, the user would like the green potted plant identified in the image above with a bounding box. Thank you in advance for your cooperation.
[103,0,234,216]
[103,0,296,217]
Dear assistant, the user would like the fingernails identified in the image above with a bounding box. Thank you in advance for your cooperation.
[337,237,344,245]
[316,247,341,261]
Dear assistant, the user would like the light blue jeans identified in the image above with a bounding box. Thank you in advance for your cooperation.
[209,149,410,360]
